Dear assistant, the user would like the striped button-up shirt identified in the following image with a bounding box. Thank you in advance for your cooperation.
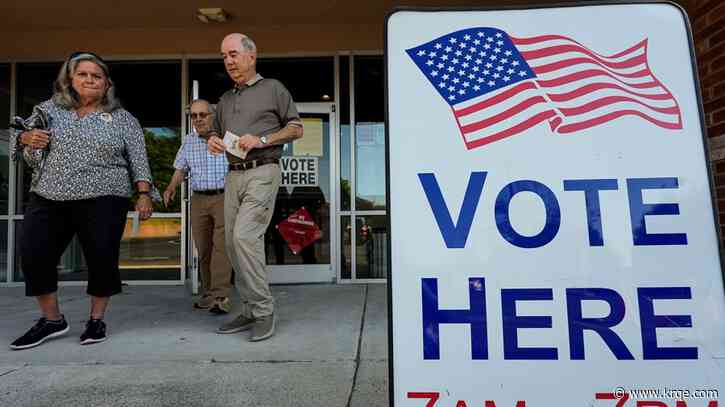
[173,132,228,191]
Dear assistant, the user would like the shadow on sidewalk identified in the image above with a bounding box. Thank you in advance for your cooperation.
[0,284,389,407]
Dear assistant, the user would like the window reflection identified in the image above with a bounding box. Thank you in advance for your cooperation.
[143,127,182,213]
[339,215,388,281]
[266,113,331,266]
[189,57,335,103]
[0,64,10,122]
[13,218,182,282]
[1,64,15,280]
[0,64,10,218]
[16,63,61,118]
[109,61,182,214]
[16,161,32,215]
[14,61,182,215]
[354,123,386,209]
[267,186,331,266]
[190,57,335,104]
[120,217,181,280]
[12,222,23,282]
[0,131,9,215]
[340,56,352,211]
[15,63,61,214]
[13,61,183,282]
[341,216,351,279]
[340,125,352,211]
[0,220,6,282]
[354,56,386,210]
[258,58,335,102]
[354,215,388,279]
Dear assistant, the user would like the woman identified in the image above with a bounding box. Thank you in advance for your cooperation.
[9,52,156,350]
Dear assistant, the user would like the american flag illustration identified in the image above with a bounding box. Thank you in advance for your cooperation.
[406,27,682,149]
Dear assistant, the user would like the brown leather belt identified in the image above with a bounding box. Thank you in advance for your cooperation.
[194,188,224,196]
[228,158,280,171]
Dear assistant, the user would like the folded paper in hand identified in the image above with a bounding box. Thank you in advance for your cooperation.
[223,131,248,159]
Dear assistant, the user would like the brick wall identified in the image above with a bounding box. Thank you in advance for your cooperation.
[689,0,725,242]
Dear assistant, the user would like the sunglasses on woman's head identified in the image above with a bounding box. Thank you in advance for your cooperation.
[68,51,105,64]
[66,51,109,78]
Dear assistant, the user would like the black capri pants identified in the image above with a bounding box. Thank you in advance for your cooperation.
[21,193,130,297]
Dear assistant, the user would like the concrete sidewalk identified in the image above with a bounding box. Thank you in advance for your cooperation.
[0,284,389,407]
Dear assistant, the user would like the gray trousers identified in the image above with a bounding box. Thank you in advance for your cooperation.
[224,163,281,318]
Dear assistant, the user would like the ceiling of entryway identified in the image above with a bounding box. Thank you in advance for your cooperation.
[0,0,694,59]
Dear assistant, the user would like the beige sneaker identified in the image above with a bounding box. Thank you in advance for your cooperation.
[216,314,255,334]
[250,314,275,342]
[209,297,231,314]
[193,295,214,310]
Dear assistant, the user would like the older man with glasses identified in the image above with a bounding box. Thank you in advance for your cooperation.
[164,99,233,314]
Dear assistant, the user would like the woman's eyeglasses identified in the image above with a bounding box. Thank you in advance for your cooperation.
[190,112,211,119]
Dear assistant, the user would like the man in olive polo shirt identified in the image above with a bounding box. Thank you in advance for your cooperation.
[208,33,303,342]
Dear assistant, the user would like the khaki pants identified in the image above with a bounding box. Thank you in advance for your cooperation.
[224,164,281,318]
[190,193,232,298]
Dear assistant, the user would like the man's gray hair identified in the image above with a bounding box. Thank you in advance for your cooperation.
[52,53,121,113]
[240,36,257,53]
[187,99,215,113]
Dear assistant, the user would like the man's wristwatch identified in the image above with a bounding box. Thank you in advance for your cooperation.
[259,135,268,146]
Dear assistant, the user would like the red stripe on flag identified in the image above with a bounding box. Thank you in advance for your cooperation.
[533,65,651,79]
[532,54,646,75]
[549,116,563,130]
[557,95,680,116]
[521,43,645,66]
[512,35,647,60]
[557,109,682,133]
[604,39,649,59]
[454,81,538,117]
[536,69,659,89]
[547,82,674,102]
[464,110,558,149]
[511,34,571,45]
[459,96,548,134]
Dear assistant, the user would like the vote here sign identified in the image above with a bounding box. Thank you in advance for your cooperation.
[386,3,725,407]
[281,156,318,187]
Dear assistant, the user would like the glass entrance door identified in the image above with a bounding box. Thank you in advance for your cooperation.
[267,103,336,283]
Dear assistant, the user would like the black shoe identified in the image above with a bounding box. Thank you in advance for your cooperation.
[209,297,231,314]
[80,319,107,345]
[10,316,69,350]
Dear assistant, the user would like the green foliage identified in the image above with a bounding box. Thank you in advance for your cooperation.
[339,178,378,210]
[143,128,181,212]
[340,179,351,210]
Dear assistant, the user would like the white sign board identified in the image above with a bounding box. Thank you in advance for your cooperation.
[387,3,724,407]
[281,156,319,187]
